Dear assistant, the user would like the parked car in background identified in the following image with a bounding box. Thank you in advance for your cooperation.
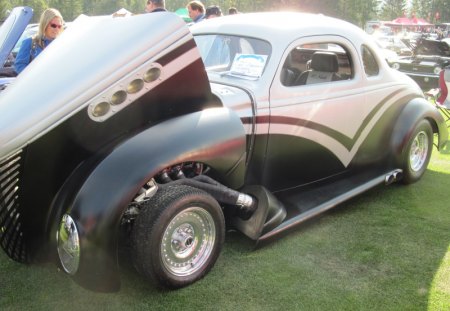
[0,9,447,293]
[0,7,33,88]
[373,38,400,63]
[442,37,450,47]
[11,23,38,55]
[390,37,450,89]
[0,24,37,70]
[375,35,412,56]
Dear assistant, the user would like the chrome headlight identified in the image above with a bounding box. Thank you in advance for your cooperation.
[392,63,400,70]
[434,67,442,75]
[56,214,80,275]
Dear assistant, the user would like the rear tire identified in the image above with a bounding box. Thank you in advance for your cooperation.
[401,120,433,184]
[131,185,225,288]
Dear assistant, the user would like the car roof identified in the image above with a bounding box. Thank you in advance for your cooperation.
[191,12,367,45]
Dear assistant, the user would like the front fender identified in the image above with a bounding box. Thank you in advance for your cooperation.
[390,97,448,163]
[63,107,246,291]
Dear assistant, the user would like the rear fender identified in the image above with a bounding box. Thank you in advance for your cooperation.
[390,97,448,162]
[54,107,246,292]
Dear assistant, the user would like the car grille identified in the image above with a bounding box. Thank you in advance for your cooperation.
[0,150,28,263]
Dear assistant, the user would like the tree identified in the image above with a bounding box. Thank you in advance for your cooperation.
[380,0,407,21]
[357,0,379,26]
[433,0,450,23]
[23,0,48,23]
[5,0,449,26]
[0,0,14,21]
[337,0,379,27]
[410,0,429,20]
[49,0,83,21]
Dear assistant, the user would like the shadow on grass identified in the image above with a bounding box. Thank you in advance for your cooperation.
[222,168,450,309]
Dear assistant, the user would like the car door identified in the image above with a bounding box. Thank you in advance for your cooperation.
[265,35,366,191]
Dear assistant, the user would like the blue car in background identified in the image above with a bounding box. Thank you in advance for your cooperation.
[0,6,33,88]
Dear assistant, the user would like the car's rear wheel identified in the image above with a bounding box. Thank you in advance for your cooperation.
[401,120,433,184]
[131,185,225,288]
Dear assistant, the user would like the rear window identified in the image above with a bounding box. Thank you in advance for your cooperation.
[361,45,379,77]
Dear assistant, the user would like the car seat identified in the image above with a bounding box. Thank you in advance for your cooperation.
[294,51,341,85]
[281,53,300,86]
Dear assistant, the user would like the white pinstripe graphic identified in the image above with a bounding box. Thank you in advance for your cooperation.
[253,88,412,167]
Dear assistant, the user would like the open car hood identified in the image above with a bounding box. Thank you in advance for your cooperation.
[0,6,33,67]
[413,38,450,57]
[0,12,191,158]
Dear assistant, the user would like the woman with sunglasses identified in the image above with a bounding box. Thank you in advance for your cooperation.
[14,8,64,74]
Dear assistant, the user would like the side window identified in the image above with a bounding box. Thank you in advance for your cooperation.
[361,45,379,77]
[281,42,353,87]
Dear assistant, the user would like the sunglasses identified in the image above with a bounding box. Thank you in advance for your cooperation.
[49,23,62,29]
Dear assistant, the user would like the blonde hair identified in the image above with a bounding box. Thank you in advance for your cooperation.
[35,8,64,44]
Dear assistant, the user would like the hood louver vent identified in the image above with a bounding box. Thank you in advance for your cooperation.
[0,150,28,263]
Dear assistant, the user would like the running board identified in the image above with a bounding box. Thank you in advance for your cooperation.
[257,169,403,244]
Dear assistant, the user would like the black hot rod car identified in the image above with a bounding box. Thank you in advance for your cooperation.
[0,9,448,292]
[390,36,450,89]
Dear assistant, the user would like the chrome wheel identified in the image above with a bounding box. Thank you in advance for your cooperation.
[161,207,216,277]
[131,185,225,288]
[401,120,433,184]
[409,130,429,172]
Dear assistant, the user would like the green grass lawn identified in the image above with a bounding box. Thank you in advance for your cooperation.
[1,141,449,311]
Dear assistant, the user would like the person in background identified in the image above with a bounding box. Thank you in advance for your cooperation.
[14,8,64,74]
[228,7,239,15]
[187,1,205,23]
[145,0,167,13]
[205,5,222,19]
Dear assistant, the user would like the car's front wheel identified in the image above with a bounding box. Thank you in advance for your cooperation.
[401,119,433,184]
[131,185,225,288]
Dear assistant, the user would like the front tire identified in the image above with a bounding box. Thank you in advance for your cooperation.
[131,185,225,288]
[401,120,433,184]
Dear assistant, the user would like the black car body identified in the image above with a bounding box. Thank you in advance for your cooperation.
[390,37,450,89]
[0,11,448,292]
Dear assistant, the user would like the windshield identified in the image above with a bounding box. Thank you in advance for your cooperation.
[12,24,37,55]
[194,34,271,79]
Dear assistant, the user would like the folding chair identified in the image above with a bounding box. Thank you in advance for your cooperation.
[425,70,450,128]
